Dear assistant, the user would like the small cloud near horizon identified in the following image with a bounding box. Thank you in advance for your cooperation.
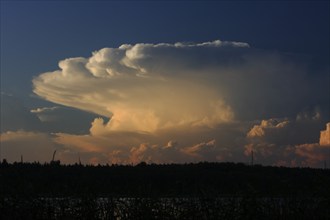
[1,40,329,167]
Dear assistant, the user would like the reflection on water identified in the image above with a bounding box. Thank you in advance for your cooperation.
[1,197,329,219]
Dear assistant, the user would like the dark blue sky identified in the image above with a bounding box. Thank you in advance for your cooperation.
[1,1,329,103]
[1,1,330,166]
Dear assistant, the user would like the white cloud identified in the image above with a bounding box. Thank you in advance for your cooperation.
[51,120,245,165]
[33,40,329,134]
[30,106,59,114]
[182,139,215,157]
[27,39,330,166]
[293,121,330,166]
[320,122,330,146]
[247,118,291,139]
[294,143,328,167]
[245,115,330,167]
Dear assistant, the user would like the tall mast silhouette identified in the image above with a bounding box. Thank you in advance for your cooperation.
[52,150,57,162]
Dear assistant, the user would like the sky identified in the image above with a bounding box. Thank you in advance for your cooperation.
[0,1,329,167]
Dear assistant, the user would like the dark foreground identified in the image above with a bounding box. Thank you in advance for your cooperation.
[1,162,330,219]
[2,196,329,220]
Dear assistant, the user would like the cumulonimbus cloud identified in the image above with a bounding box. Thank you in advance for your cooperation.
[29,39,330,166]
[33,40,328,134]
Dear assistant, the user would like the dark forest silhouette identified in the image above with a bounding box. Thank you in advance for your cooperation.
[1,161,330,219]
[1,160,330,198]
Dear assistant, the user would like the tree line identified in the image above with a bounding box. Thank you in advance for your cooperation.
[1,161,330,198]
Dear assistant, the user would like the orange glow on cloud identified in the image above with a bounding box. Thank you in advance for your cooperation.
[1,39,322,166]
[320,123,330,146]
